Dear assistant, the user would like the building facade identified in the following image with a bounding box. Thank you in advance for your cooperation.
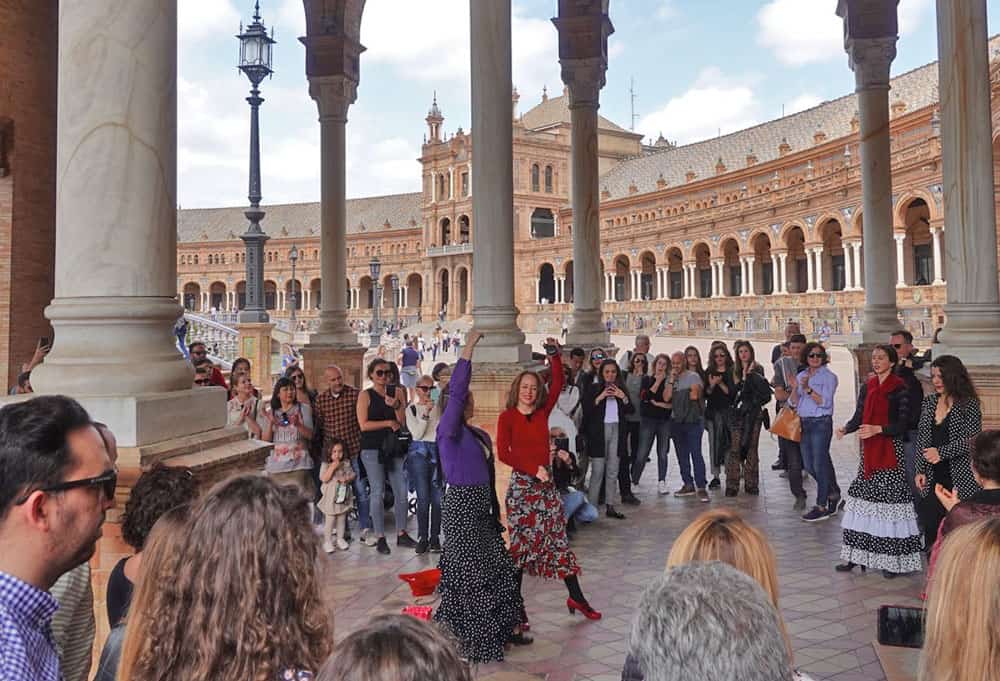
[178,45,1000,342]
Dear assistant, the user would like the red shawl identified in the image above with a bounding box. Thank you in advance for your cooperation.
[862,372,903,479]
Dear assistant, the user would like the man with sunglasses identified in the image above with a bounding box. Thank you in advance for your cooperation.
[890,330,926,497]
[0,396,116,681]
[188,341,227,388]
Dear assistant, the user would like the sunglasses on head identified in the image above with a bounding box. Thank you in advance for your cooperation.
[16,468,118,506]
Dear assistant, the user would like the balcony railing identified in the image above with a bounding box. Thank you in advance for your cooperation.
[427,242,473,257]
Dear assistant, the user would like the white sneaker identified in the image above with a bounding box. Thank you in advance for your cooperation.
[336,537,349,551]
[360,528,377,547]
[657,480,669,495]
[323,538,335,554]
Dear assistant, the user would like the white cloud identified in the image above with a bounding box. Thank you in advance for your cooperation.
[179,0,240,42]
[756,0,933,67]
[787,93,823,114]
[638,68,761,145]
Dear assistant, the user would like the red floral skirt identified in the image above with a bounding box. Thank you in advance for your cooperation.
[506,470,580,579]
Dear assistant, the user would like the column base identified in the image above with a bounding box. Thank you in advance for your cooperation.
[32,296,192,395]
[299,343,368,392]
[466,361,542,425]
[936,303,1000,367]
[567,309,610,348]
[966,365,1000,430]
[860,303,901,344]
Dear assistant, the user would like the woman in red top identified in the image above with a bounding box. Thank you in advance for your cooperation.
[497,338,601,622]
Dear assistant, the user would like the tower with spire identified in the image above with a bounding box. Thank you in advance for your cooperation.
[426,92,444,143]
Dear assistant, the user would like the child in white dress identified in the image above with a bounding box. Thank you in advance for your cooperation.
[317,439,356,553]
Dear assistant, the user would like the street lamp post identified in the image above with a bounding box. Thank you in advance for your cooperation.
[289,244,299,324]
[236,1,276,324]
[369,256,382,349]
[390,274,400,334]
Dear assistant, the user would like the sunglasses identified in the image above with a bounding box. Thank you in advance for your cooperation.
[808,353,825,359]
[416,385,432,392]
[373,369,389,377]
[891,343,904,349]
[194,378,212,385]
[16,468,118,506]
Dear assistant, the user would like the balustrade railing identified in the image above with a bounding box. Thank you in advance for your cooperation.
[184,313,239,369]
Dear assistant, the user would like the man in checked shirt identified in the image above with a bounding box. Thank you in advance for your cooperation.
[0,396,116,681]
[313,364,374,545]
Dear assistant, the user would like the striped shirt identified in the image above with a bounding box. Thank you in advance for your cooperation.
[50,564,95,681]
[0,570,61,681]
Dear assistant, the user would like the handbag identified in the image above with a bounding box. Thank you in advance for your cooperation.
[380,426,413,463]
[770,405,801,442]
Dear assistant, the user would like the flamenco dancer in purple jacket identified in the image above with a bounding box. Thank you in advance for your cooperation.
[432,330,528,663]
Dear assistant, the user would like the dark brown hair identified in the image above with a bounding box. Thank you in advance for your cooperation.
[799,342,829,366]
[931,354,979,404]
[971,431,1000,483]
[316,614,471,681]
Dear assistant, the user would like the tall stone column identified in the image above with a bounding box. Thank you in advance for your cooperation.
[32,0,192,398]
[852,241,863,288]
[935,0,1000,366]
[813,247,824,292]
[308,77,358,346]
[930,227,944,285]
[844,242,855,291]
[894,234,907,287]
[471,0,530,362]
[746,256,756,296]
[806,250,816,293]
[555,0,613,349]
[841,8,900,342]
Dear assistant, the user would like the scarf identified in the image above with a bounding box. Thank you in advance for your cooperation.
[861,372,903,479]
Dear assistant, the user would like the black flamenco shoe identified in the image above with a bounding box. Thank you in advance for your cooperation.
[606,505,626,520]
[835,562,866,573]
[882,570,898,580]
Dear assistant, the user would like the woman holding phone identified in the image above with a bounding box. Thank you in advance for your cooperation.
[582,359,633,519]
[356,357,412,555]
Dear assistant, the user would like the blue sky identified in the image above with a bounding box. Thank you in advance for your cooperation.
[177,0,1000,209]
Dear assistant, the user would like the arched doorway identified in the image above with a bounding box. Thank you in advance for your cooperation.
[538,263,556,303]
[285,279,302,311]
[721,238,741,296]
[784,226,808,293]
[406,273,423,309]
[639,251,656,300]
[457,268,469,315]
[530,208,555,238]
[310,278,321,309]
[439,218,451,246]
[667,247,684,299]
[183,282,200,311]
[751,234,773,295]
[264,280,277,310]
[613,255,630,301]
[438,269,450,317]
[819,219,847,291]
[209,282,226,310]
[900,198,933,286]
[692,243,711,297]
[458,215,470,244]
[235,281,246,310]
[563,261,574,303]
[358,275,373,310]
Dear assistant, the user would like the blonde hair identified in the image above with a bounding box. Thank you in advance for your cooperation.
[666,509,790,658]
[920,518,1000,681]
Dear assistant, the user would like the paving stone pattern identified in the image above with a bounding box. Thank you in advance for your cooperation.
[321,337,924,681]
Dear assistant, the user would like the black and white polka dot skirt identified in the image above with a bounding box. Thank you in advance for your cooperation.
[434,484,523,663]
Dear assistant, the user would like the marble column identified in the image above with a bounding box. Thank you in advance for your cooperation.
[894,234,907,287]
[534,277,541,304]
[844,243,855,291]
[470,0,530,361]
[852,241,863,289]
[556,4,612,349]
[772,256,783,294]
[708,262,716,298]
[31,0,194,395]
[930,227,944,285]
[813,247,824,292]
[308,77,359,346]
[935,0,1000,364]
[746,256,756,296]
[843,27,901,341]
[805,250,816,292]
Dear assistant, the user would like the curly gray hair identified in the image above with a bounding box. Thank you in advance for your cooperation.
[628,561,793,681]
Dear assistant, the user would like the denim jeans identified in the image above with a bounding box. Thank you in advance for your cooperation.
[561,489,599,523]
[633,419,671,484]
[406,441,442,541]
[351,456,372,531]
[360,448,409,537]
[799,416,840,508]
[672,420,707,489]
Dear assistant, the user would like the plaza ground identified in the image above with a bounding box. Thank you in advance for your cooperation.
[324,335,922,681]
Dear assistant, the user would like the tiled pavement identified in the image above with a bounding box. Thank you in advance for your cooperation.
[322,336,924,681]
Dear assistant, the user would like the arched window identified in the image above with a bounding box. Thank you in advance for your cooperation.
[531,164,540,192]
[530,208,555,239]
[193,255,199,265]
[544,165,553,193]
[458,215,470,244]
[440,218,452,245]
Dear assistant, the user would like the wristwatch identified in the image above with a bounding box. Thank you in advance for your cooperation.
[807,388,814,395]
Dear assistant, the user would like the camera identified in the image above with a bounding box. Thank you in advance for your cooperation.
[279,412,290,426]
[543,343,558,356]
[554,437,570,453]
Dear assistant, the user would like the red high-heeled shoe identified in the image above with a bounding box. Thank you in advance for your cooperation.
[567,597,602,620]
